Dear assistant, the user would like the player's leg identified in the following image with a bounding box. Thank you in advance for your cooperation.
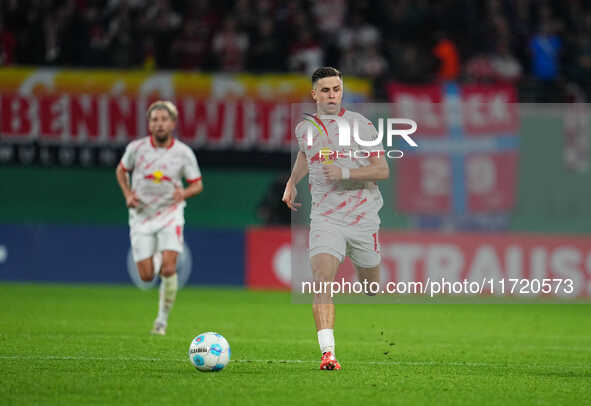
[356,265,381,296]
[152,224,183,335]
[311,252,339,332]
[310,252,342,370]
[309,222,346,370]
[348,226,382,296]
[131,231,157,282]
[136,258,154,281]
[160,250,178,277]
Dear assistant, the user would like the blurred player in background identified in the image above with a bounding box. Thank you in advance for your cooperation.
[283,67,389,370]
[116,101,203,335]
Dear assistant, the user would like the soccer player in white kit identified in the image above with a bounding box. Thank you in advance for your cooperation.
[282,67,389,370]
[115,101,203,335]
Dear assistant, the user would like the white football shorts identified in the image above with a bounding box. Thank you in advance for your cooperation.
[309,219,381,268]
[130,222,184,262]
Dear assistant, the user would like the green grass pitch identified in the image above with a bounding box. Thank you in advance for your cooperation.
[1,283,590,405]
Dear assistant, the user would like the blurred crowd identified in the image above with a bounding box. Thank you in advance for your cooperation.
[2,0,591,99]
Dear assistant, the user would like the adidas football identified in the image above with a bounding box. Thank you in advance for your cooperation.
[188,332,231,372]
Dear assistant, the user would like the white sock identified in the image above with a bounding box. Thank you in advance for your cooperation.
[317,329,335,354]
[155,273,178,325]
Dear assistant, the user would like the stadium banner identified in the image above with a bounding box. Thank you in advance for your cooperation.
[387,83,519,229]
[245,227,291,290]
[248,227,591,298]
[0,68,371,152]
[0,224,245,286]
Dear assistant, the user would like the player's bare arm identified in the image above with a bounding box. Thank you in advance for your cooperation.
[174,179,204,203]
[282,150,308,211]
[116,163,141,208]
[323,155,389,182]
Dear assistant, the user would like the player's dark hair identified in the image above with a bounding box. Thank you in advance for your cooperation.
[311,67,343,85]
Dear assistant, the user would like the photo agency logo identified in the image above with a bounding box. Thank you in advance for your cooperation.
[305,115,418,160]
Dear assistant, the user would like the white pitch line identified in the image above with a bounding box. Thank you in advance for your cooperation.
[0,355,589,370]
[232,359,591,370]
[0,355,184,362]
[8,334,591,351]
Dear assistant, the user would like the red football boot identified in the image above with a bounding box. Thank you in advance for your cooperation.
[320,352,342,370]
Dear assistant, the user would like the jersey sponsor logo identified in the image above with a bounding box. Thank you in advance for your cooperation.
[144,170,172,183]
[310,147,335,165]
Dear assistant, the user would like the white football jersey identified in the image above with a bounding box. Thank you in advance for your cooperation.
[295,108,384,227]
[120,136,201,234]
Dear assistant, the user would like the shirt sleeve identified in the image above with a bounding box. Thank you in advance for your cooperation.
[120,142,136,171]
[183,148,202,183]
[295,119,316,154]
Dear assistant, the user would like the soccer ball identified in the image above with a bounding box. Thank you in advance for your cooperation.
[188,332,231,372]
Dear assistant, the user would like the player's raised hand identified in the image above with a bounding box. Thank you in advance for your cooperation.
[173,187,186,203]
[323,165,343,181]
[125,191,141,208]
[282,181,302,212]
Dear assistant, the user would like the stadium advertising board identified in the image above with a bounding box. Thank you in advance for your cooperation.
[0,224,244,286]
[246,227,291,289]
[247,228,591,297]
[2,223,590,297]
[0,68,370,151]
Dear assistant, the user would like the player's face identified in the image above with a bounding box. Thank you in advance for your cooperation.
[311,76,343,115]
[148,108,176,143]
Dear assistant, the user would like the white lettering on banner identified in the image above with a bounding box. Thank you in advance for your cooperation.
[241,101,259,148]
[98,95,109,142]
[489,94,511,122]
[178,99,227,147]
[269,104,288,148]
[531,248,547,280]
[111,96,135,143]
[1,94,298,150]
[425,244,463,282]
[464,94,511,127]
[465,95,486,126]
[3,95,34,137]
[387,244,423,283]
[467,156,496,195]
[380,240,591,297]
[505,246,523,279]
[0,245,6,263]
[467,245,504,284]
[69,94,97,142]
[255,228,591,296]
[272,244,291,285]
[397,95,442,128]
[550,247,583,296]
[421,157,450,196]
[219,101,237,148]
